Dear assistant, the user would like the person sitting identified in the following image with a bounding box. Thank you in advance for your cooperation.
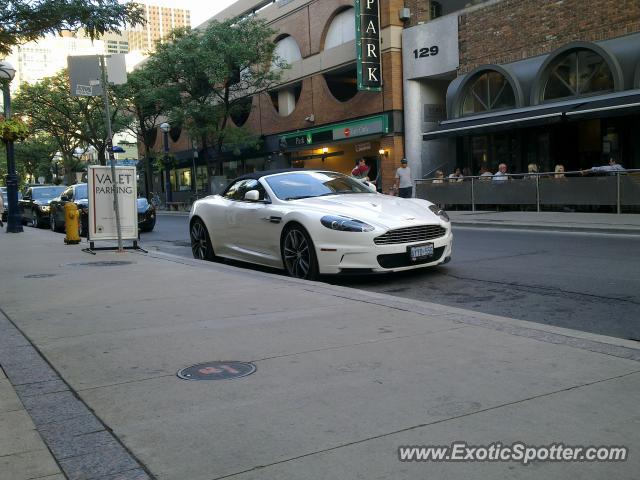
[581,157,625,175]
[554,164,565,178]
[479,166,493,180]
[351,158,370,179]
[448,167,463,182]
[432,170,445,184]
[492,163,509,182]
[527,163,539,178]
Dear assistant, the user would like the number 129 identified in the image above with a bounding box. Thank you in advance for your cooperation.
[413,46,439,58]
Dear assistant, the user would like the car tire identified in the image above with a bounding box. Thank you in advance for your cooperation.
[281,224,319,281]
[32,212,40,228]
[190,218,215,261]
[50,214,56,232]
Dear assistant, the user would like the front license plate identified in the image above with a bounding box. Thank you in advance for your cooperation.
[408,243,434,261]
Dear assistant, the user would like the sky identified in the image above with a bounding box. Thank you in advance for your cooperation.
[127,0,238,28]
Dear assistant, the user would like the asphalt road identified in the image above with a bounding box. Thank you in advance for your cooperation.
[142,214,640,341]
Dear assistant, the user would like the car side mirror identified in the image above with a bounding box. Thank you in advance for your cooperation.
[60,195,69,202]
[244,190,260,201]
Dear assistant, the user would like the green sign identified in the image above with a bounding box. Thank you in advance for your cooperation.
[355,0,382,92]
[280,114,389,148]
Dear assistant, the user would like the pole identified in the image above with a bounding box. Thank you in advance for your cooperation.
[616,171,621,215]
[99,55,123,252]
[163,131,172,204]
[2,81,23,233]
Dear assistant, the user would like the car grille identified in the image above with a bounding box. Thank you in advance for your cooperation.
[374,225,447,245]
[377,246,446,269]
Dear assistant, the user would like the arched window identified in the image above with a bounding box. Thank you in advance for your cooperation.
[461,71,516,116]
[542,49,614,102]
[324,8,355,50]
[273,35,302,69]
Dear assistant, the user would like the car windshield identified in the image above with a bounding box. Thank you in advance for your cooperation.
[265,172,371,200]
[75,184,88,200]
[33,187,66,199]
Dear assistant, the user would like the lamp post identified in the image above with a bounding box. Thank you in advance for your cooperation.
[1,60,22,233]
[160,122,172,204]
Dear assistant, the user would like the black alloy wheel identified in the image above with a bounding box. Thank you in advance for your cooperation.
[190,218,215,261]
[281,225,319,280]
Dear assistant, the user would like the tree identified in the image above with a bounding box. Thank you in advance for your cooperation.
[0,0,144,56]
[112,64,168,198]
[145,18,287,188]
[15,134,58,182]
[14,70,129,181]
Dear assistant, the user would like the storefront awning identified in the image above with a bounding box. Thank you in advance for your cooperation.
[423,90,640,141]
[565,91,640,120]
[422,104,567,140]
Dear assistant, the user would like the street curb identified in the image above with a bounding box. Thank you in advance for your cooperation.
[451,221,640,236]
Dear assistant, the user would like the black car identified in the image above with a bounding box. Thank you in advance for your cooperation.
[137,197,156,232]
[19,185,66,228]
[1,187,22,222]
[49,183,88,234]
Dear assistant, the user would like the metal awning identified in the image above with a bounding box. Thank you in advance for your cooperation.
[423,90,640,140]
[565,92,640,119]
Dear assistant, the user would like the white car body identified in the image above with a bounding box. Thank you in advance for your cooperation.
[189,170,452,276]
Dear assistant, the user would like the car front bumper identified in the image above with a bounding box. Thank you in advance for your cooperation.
[314,225,453,275]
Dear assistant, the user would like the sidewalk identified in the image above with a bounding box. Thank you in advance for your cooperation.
[1,228,639,479]
[448,211,640,235]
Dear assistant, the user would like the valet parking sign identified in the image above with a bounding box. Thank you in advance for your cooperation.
[88,165,138,241]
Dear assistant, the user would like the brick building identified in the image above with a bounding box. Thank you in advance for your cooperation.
[151,0,408,200]
[404,0,640,180]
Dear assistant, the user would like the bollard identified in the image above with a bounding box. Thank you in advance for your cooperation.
[64,203,81,245]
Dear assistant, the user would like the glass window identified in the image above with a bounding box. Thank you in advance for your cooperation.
[324,8,356,50]
[462,71,516,116]
[32,186,66,199]
[273,36,302,68]
[75,184,88,200]
[223,179,266,201]
[173,168,191,191]
[265,171,370,200]
[543,49,614,102]
[195,166,207,192]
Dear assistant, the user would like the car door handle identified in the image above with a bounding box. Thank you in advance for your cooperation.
[262,216,281,224]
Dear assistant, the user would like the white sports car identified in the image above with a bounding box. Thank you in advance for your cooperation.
[189,169,452,279]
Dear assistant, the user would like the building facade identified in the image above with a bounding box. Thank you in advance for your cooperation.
[151,0,407,200]
[128,3,191,54]
[403,0,640,180]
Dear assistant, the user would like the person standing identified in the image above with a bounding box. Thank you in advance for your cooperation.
[351,158,370,179]
[394,158,413,198]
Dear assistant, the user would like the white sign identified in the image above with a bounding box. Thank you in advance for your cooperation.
[402,15,459,80]
[88,165,138,241]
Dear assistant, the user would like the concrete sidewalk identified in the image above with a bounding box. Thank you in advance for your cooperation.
[1,228,639,480]
[448,211,640,235]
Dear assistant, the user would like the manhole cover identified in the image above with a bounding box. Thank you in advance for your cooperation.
[177,361,256,381]
[24,273,57,278]
[65,261,134,267]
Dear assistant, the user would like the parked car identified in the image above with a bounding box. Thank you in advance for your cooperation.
[1,187,22,222]
[137,197,156,232]
[189,169,453,280]
[19,185,66,228]
[49,183,88,234]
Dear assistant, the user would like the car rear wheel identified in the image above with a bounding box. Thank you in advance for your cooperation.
[190,218,215,261]
[281,224,319,280]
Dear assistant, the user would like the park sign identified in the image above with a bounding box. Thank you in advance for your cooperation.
[355,0,382,91]
[87,165,138,241]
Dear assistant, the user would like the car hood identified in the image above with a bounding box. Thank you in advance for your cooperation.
[289,193,444,229]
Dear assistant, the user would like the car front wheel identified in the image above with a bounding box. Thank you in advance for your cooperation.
[281,224,319,280]
[190,218,215,261]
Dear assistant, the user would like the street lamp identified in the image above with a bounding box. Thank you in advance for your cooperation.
[1,60,22,233]
[160,122,172,204]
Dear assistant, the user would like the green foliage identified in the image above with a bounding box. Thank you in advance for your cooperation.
[144,18,287,164]
[0,115,30,141]
[13,69,128,167]
[14,134,58,181]
[0,0,144,56]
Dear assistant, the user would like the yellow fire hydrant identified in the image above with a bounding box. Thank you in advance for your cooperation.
[64,203,81,245]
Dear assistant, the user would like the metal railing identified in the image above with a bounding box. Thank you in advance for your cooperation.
[415,169,640,214]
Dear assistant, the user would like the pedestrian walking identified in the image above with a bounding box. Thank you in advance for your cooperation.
[394,158,413,198]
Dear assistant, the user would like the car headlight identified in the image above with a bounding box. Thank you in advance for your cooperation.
[39,205,50,212]
[321,215,374,232]
[428,205,449,222]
